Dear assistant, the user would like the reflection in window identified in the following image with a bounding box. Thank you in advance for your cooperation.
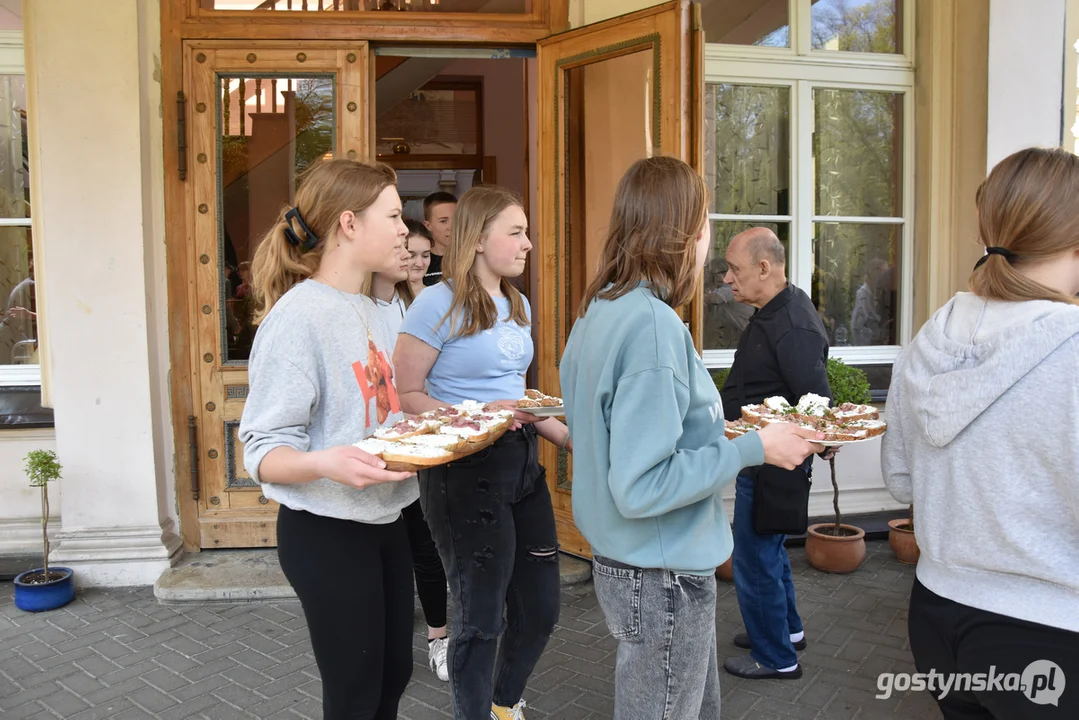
[0,74,34,368]
[708,84,790,215]
[703,221,789,350]
[200,0,531,12]
[378,84,480,157]
[814,89,902,217]
[811,0,901,54]
[813,223,900,347]
[702,0,790,47]
[218,74,335,363]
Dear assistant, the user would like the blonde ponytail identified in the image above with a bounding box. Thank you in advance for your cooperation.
[249,158,398,322]
[250,214,322,324]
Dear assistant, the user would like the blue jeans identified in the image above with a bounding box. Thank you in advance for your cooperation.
[732,472,804,670]
[593,556,721,719]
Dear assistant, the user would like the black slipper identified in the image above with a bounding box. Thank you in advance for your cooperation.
[723,655,803,680]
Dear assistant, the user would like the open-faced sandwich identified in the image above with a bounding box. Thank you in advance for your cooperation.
[724,419,759,439]
[517,389,562,408]
[373,417,440,441]
[355,399,517,468]
[354,437,455,467]
[739,394,885,443]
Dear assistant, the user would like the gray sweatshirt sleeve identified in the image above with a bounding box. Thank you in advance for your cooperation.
[239,349,319,484]
[880,362,912,505]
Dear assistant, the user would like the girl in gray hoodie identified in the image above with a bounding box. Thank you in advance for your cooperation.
[882,147,1079,719]
[239,159,416,719]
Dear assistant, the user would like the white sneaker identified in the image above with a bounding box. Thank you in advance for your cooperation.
[428,637,449,681]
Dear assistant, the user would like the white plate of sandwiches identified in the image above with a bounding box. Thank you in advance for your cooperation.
[515,389,564,417]
[353,400,517,472]
[726,393,887,447]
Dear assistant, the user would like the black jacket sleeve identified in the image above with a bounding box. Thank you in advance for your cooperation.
[774,328,832,404]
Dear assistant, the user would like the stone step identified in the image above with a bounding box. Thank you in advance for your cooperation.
[154,549,592,604]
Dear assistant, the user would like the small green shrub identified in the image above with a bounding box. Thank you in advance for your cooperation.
[24,450,61,580]
[827,357,871,405]
[710,368,731,390]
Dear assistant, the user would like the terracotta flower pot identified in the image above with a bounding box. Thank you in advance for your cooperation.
[805,523,866,574]
[888,518,920,565]
[715,557,734,582]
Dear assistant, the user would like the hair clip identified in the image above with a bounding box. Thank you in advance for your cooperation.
[284,207,319,252]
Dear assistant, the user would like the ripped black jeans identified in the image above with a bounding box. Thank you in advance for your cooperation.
[419,425,561,719]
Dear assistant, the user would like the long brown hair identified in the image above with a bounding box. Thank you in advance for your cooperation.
[438,185,530,337]
[250,158,398,322]
[970,147,1079,306]
[578,156,709,316]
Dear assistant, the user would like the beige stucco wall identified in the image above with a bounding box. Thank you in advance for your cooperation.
[14,0,180,585]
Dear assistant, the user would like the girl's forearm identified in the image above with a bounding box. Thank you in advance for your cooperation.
[535,417,571,450]
[257,446,324,485]
[399,390,448,415]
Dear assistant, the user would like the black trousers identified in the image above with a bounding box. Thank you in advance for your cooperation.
[908,578,1079,719]
[419,426,561,719]
[402,497,448,629]
[277,506,414,720]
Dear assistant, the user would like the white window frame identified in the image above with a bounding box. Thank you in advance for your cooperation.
[702,0,915,369]
[1066,0,1079,153]
[0,29,36,387]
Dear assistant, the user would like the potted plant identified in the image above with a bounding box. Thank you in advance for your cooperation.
[888,503,919,564]
[803,358,870,574]
[13,449,75,612]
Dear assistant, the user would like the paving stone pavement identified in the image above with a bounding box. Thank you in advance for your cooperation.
[0,540,941,719]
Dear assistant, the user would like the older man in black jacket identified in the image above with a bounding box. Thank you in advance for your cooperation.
[720,227,833,680]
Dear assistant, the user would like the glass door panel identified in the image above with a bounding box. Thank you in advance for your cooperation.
[184,42,368,548]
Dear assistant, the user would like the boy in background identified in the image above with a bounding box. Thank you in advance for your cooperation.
[422,191,457,286]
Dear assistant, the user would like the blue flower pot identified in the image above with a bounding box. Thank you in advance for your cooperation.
[13,567,75,612]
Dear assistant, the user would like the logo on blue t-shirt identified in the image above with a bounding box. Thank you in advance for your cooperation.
[498,325,527,363]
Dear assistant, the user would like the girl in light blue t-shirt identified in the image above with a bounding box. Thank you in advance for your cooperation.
[395,186,571,720]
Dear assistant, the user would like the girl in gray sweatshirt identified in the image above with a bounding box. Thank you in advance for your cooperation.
[238,159,417,719]
[882,147,1079,719]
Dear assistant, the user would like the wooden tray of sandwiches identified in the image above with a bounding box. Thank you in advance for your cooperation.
[353,391,564,473]
[725,393,887,447]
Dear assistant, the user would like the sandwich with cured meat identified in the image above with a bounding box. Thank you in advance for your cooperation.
[738,394,886,443]
[517,389,562,408]
[354,437,455,467]
[374,417,439,441]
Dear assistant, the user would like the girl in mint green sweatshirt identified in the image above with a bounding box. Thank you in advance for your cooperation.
[559,156,823,718]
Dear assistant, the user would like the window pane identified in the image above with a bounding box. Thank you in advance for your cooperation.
[219,74,335,363]
[0,75,28,220]
[707,84,790,215]
[703,0,790,47]
[201,0,531,12]
[703,220,789,350]
[378,85,479,157]
[814,88,902,217]
[813,222,900,347]
[0,226,36,366]
[811,0,902,54]
[0,73,33,368]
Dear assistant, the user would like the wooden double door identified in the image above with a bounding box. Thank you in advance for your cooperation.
[178,2,704,554]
